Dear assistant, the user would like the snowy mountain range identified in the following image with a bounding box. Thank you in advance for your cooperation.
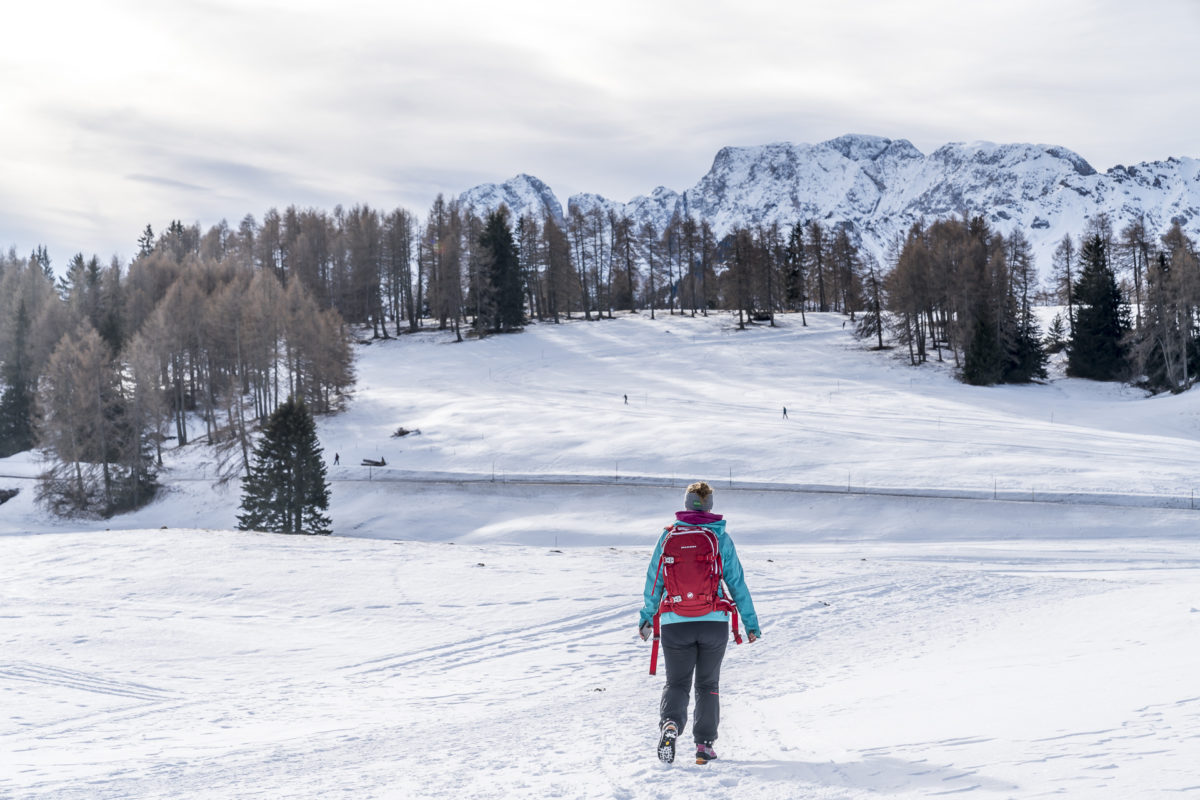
[458,134,1200,269]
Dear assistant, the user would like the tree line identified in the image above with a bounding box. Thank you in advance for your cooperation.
[282,197,873,336]
[186,197,874,337]
[1,197,874,518]
[540,208,866,327]
[9,186,1198,518]
[869,216,1046,384]
[0,225,354,517]
[860,212,1199,390]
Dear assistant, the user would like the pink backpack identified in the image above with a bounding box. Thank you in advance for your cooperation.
[648,523,743,675]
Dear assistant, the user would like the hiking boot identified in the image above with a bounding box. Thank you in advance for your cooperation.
[695,742,718,765]
[657,720,679,763]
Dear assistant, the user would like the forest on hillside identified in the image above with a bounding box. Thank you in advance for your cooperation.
[2,194,1198,518]
[0,227,353,518]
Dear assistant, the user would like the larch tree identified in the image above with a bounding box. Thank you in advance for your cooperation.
[855,254,886,349]
[806,221,829,312]
[384,208,417,334]
[886,223,934,365]
[543,215,573,323]
[1135,222,1200,392]
[639,221,661,320]
[423,195,464,340]
[36,322,155,516]
[1120,216,1151,330]
[1052,234,1076,338]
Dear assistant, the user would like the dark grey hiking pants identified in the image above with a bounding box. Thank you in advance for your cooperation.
[659,620,728,743]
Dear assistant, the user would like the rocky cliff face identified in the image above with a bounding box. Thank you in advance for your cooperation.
[459,135,1200,268]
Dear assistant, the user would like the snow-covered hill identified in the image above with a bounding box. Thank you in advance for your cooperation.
[7,311,1200,539]
[461,134,1200,268]
[6,529,1200,798]
[7,313,1200,798]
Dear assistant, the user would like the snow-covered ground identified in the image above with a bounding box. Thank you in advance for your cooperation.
[5,531,1199,798]
[4,311,1200,798]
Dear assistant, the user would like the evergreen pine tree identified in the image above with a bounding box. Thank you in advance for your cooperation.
[1004,307,1048,383]
[962,311,1005,385]
[1068,234,1130,381]
[1044,313,1068,354]
[31,245,53,281]
[237,397,331,535]
[477,209,524,333]
[0,299,36,456]
[137,224,156,258]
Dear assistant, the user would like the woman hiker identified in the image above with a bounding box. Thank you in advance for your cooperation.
[639,481,761,764]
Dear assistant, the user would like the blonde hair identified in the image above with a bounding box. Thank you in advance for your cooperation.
[686,481,713,499]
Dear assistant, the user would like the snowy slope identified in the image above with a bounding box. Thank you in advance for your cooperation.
[7,311,1200,538]
[6,313,1200,798]
[460,134,1200,269]
[5,530,1200,798]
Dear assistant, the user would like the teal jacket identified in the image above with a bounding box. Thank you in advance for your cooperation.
[639,515,761,636]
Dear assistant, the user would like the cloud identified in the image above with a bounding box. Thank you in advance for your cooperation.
[4,0,1200,262]
[126,175,210,193]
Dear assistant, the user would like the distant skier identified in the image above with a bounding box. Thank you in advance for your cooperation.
[782,406,788,419]
[639,481,760,765]
[334,452,340,465]
[624,394,628,405]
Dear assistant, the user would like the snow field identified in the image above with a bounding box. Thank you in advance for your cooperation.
[5,310,1200,797]
[318,310,1200,514]
[4,531,1199,798]
[8,310,1200,539]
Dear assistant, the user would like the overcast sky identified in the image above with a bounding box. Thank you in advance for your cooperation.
[3,0,1199,265]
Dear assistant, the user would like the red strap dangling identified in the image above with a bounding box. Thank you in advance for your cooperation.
[649,613,662,675]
